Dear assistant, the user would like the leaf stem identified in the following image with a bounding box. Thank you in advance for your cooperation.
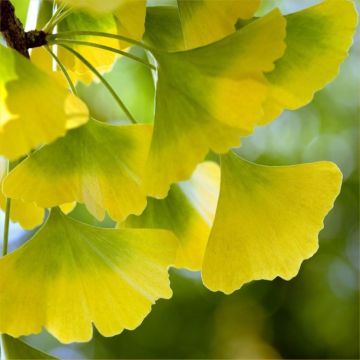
[48,31,154,52]
[58,44,136,124]
[52,39,157,70]
[2,161,11,256]
[44,45,77,94]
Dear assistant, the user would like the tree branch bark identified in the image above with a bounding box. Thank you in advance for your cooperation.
[0,0,29,57]
[0,0,48,58]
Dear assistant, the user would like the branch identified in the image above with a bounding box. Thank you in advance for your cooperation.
[0,0,47,58]
[0,0,29,57]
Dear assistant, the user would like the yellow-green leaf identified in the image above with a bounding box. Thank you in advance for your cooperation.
[125,161,220,270]
[0,45,89,161]
[0,209,177,343]
[61,0,136,13]
[202,152,342,294]
[145,10,286,197]
[1,335,57,359]
[57,11,119,84]
[261,0,358,123]
[115,0,146,48]
[177,0,261,49]
[3,120,152,222]
[1,158,44,231]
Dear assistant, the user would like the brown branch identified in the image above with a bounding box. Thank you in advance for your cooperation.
[0,0,47,58]
[0,0,29,57]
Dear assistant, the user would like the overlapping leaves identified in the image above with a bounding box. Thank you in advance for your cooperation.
[0,0,357,346]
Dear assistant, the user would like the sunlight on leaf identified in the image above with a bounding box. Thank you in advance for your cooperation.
[125,162,220,271]
[0,208,177,343]
[261,0,358,123]
[0,45,89,160]
[145,10,286,197]
[202,151,342,294]
[1,334,57,359]
[3,120,152,222]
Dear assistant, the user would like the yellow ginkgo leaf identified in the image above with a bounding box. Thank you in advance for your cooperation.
[115,0,146,48]
[57,11,119,84]
[1,335,57,359]
[0,208,177,343]
[202,152,342,294]
[3,120,152,222]
[61,0,136,13]
[0,45,89,161]
[125,161,220,271]
[145,9,286,197]
[0,158,44,230]
[261,0,357,123]
[177,0,261,49]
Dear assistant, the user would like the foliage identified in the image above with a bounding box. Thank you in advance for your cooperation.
[0,0,358,358]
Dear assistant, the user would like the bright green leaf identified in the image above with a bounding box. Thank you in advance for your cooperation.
[0,208,177,343]
[202,151,342,294]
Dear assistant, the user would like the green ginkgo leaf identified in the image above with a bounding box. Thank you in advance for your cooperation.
[3,120,152,222]
[145,9,286,197]
[1,335,57,359]
[202,152,342,294]
[125,161,220,271]
[0,45,89,160]
[0,208,177,343]
[261,0,358,123]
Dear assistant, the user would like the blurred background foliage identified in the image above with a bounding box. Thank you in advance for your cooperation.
[0,0,359,358]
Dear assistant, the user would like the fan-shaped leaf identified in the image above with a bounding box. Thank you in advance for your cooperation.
[145,10,286,197]
[0,45,89,160]
[202,152,342,294]
[0,209,177,343]
[3,120,152,222]
[261,0,358,123]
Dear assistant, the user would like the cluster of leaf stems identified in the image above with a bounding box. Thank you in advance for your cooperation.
[1,3,157,257]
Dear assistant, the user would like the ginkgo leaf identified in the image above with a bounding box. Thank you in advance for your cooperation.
[261,0,358,123]
[115,0,146,48]
[202,151,342,294]
[0,208,177,343]
[0,45,89,160]
[177,0,261,49]
[61,0,138,13]
[0,157,44,229]
[1,335,57,359]
[145,10,286,197]
[144,0,260,51]
[57,11,119,84]
[144,6,185,52]
[3,119,152,222]
[125,161,220,271]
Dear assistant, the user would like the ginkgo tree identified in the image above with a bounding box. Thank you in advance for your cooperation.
[0,0,357,357]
